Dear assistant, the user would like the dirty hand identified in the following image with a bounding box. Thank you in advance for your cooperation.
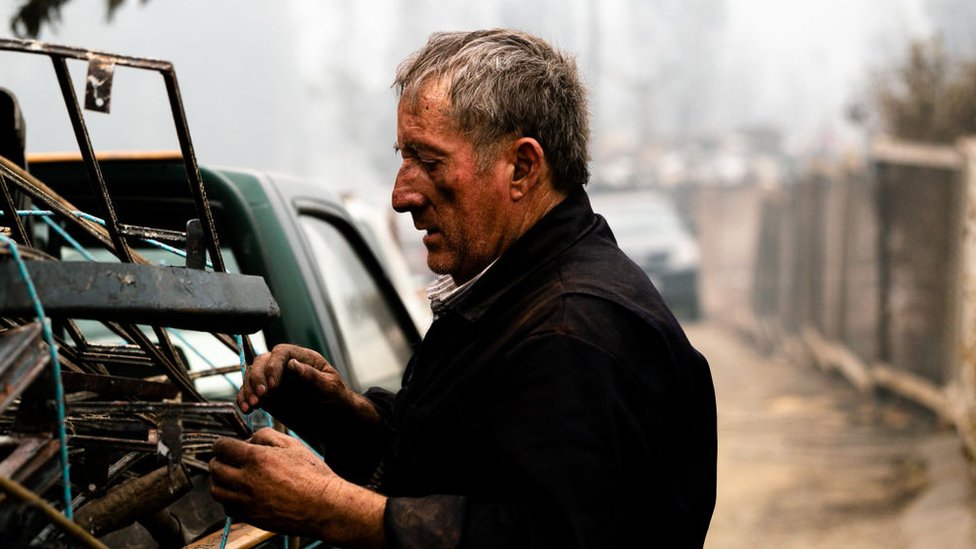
[237,344,379,437]
[209,428,385,546]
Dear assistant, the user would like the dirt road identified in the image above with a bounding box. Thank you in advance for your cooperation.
[686,323,976,548]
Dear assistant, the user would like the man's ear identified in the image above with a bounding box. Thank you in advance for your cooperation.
[510,137,546,201]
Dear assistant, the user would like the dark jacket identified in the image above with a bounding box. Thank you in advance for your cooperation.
[367,189,717,548]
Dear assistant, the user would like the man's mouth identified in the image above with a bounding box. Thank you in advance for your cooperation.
[422,229,442,247]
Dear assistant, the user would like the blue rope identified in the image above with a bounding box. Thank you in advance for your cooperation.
[33,208,96,261]
[218,334,251,549]
[233,335,255,431]
[218,516,233,549]
[0,236,74,518]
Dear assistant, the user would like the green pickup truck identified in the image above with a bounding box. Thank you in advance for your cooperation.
[0,38,423,547]
[30,154,423,396]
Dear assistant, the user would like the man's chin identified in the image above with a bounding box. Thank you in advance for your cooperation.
[425,253,456,278]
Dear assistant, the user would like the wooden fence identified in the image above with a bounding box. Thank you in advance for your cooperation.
[696,137,976,463]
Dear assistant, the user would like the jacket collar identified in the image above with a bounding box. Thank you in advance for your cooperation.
[449,188,599,323]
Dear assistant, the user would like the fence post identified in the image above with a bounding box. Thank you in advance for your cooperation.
[951,137,976,459]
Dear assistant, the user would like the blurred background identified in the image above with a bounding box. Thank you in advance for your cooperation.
[3,0,976,547]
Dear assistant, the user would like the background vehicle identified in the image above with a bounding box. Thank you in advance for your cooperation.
[588,188,702,320]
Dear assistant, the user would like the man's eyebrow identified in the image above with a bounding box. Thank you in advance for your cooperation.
[394,140,446,157]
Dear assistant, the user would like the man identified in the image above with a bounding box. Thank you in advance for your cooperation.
[210,29,717,548]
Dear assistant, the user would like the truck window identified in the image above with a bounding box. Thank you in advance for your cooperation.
[298,215,412,391]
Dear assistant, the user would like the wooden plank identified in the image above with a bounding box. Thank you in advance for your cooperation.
[184,522,276,549]
[801,326,872,392]
[951,137,976,461]
[870,363,952,422]
[871,139,962,170]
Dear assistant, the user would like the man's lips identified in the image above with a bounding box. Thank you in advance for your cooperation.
[422,229,442,247]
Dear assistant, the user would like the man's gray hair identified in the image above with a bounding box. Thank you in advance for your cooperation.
[395,29,590,191]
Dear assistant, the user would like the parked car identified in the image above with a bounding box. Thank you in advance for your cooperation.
[588,188,701,320]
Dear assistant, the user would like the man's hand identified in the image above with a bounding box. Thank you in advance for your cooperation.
[237,344,380,443]
[209,428,386,548]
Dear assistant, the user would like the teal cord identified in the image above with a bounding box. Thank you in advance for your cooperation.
[0,236,74,518]
[32,208,96,261]
[218,334,250,549]
[218,515,233,549]
[233,335,255,430]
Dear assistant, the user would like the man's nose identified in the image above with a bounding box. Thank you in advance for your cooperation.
[392,167,426,213]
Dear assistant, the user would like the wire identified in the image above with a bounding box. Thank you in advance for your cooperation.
[33,207,96,261]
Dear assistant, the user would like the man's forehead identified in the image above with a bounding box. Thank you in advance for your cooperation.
[396,83,464,152]
[399,78,452,114]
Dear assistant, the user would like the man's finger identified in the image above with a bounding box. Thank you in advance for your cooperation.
[213,436,253,467]
[286,358,341,396]
[276,344,333,373]
[250,427,300,448]
[245,352,274,402]
[209,457,250,493]
[209,484,246,519]
[239,351,286,411]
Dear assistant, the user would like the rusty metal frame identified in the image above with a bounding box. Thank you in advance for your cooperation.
[0,322,48,414]
[0,37,224,273]
[0,37,283,548]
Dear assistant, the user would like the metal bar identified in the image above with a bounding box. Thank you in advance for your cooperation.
[78,346,154,367]
[67,435,156,452]
[0,323,49,415]
[68,401,250,438]
[0,261,280,333]
[67,401,241,415]
[187,365,240,380]
[61,318,88,350]
[160,70,225,274]
[50,55,132,263]
[240,333,256,365]
[0,435,49,477]
[119,224,186,243]
[0,172,30,245]
[0,38,174,71]
[60,371,179,401]
[185,218,205,269]
[7,437,59,485]
[151,325,190,388]
[115,324,201,402]
[0,158,118,255]
[0,37,224,275]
